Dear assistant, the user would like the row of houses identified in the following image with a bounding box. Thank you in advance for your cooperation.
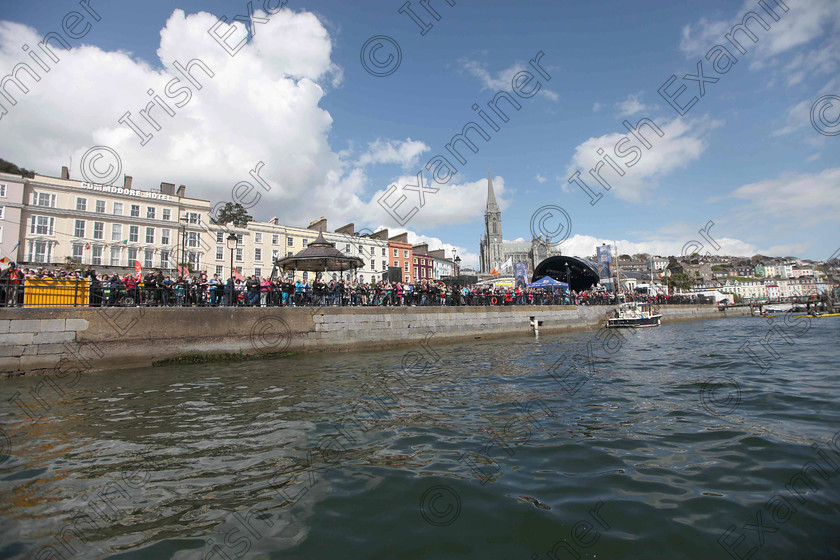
[696,276,832,300]
[0,169,456,283]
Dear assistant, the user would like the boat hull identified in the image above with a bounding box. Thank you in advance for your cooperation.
[606,315,662,328]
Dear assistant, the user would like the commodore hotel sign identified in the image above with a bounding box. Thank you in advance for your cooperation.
[77,182,174,201]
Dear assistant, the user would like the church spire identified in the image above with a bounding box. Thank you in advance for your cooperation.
[486,168,499,212]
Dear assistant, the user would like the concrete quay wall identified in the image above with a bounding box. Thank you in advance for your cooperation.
[0,304,749,376]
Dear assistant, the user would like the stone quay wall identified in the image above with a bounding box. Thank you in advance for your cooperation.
[0,304,750,377]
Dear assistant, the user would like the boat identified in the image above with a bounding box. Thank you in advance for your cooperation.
[606,302,662,328]
[792,312,840,318]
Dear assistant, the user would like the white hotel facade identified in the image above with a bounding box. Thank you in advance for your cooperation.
[0,170,402,283]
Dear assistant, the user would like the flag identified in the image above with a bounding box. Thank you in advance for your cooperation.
[85,243,91,250]
[0,257,6,263]
[11,242,19,251]
[500,257,513,271]
[121,240,128,245]
[134,260,142,279]
[177,265,190,277]
[233,269,245,281]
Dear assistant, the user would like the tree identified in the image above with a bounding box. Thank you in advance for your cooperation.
[211,202,253,228]
[666,272,694,292]
[0,158,36,178]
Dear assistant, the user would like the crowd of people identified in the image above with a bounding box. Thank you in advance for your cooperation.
[1,262,716,308]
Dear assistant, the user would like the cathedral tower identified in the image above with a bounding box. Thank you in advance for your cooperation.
[481,169,504,273]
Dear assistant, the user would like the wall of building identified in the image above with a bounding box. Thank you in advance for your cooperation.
[0,304,750,377]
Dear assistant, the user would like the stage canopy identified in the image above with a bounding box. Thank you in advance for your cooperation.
[532,256,600,292]
[527,276,569,289]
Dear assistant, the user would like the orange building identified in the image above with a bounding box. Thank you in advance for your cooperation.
[388,233,413,282]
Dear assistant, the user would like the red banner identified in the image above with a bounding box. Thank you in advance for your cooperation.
[134,260,142,279]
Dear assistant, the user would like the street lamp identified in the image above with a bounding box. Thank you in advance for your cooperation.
[454,254,461,277]
[226,232,238,306]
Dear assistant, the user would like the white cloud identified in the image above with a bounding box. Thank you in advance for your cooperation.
[564,115,723,202]
[382,227,480,269]
[679,0,840,82]
[722,167,840,226]
[357,138,430,169]
[535,174,548,183]
[459,57,559,102]
[559,234,758,260]
[592,102,603,112]
[773,99,811,136]
[615,93,650,117]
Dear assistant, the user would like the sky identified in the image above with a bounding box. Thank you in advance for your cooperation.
[1,0,838,268]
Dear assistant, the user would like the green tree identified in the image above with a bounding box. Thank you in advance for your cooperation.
[211,202,253,228]
[666,272,694,292]
[0,158,36,178]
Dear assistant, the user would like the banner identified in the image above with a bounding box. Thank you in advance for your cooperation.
[514,262,528,289]
[134,260,142,279]
[596,245,612,279]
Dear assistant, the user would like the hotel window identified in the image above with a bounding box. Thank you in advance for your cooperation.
[393,249,398,257]
[215,265,223,275]
[413,257,418,264]
[382,260,387,270]
[404,250,408,258]
[370,260,375,270]
[129,225,139,242]
[216,247,224,260]
[272,249,279,261]
[345,244,351,253]
[187,232,200,248]
[147,206,156,219]
[302,239,308,247]
[72,244,84,262]
[74,220,86,238]
[414,267,418,278]
[404,262,409,272]
[272,234,279,245]
[359,245,364,254]
[0,184,5,197]
[161,228,170,245]
[128,247,138,262]
[216,231,224,243]
[130,204,140,217]
[255,233,262,243]
[30,216,55,236]
[145,227,155,244]
[186,212,200,224]
[162,208,171,221]
[254,267,262,277]
[235,248,243,262]
[254,248,262,261]
[33,192,56,207]
[144,249,154,268]
[113,202,123,216]
[91,246,103,265]
[95,200,106,213]
[236,234,243,245]
[393,260,398,267]
[76,197,87,211]
[111,223,122,242]
[287,237,294,247]
[110,247,121,266]
[160,250,170,268]
[287,251,293,257]
[381,248,386,256]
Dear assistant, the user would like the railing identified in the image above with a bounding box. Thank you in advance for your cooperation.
[1,279,719,309]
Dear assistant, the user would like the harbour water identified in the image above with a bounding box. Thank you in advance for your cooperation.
[1,315,838,559]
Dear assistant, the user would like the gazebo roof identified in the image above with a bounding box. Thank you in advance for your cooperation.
[275,231,364,272]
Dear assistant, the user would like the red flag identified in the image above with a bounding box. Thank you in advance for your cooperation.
[134,260,142,278]
[233,269,245,281]
[177,265,190,277]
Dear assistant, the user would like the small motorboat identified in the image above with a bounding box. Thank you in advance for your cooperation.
[606,302,662,328]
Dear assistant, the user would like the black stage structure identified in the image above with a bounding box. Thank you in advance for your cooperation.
[532,256,600,292]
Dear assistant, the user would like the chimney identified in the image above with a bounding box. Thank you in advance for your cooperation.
[389,233,409,244]
[61,166,69,180]
[176,185,186,198]
[370,229,389,240]
[308,217,328,232]
[428,249,446,259]
[160,182,176,196]
[124,175,133,189]
[412,244,429,255]
[269,216,279,225]
[335,223,355,235]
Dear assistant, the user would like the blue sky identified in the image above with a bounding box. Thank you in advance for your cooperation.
[1,0,838,266]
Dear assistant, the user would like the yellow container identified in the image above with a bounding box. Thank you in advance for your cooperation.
[22,278,91,308]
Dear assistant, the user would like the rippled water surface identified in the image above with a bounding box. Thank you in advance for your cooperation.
[1,316,839,559]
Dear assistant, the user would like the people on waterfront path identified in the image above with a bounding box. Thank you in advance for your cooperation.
[8,265,834,309]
